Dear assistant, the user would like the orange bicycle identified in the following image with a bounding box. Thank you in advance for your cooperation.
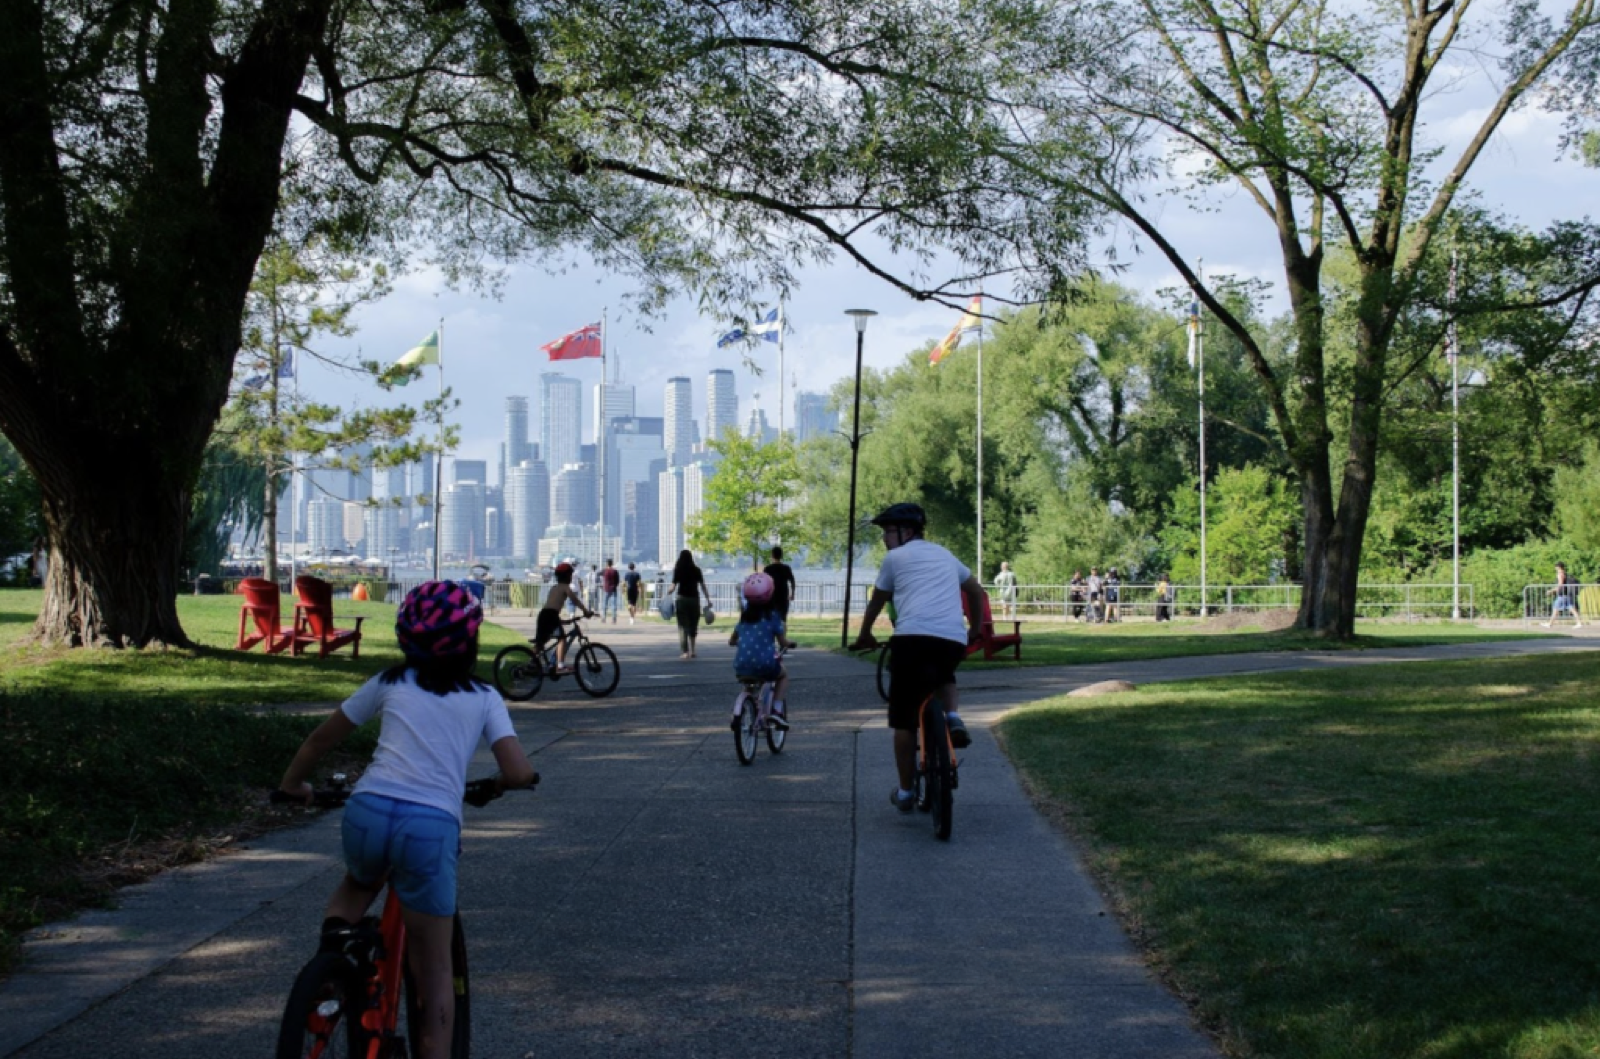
[272,774,535,1058]
[914,690,957,841]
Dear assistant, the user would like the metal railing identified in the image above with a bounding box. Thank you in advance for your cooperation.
[1520,583,1597,625]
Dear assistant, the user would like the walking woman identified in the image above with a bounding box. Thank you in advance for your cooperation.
[670,549,714,659]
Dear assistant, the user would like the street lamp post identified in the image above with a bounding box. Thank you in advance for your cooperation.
[840,309,877,649]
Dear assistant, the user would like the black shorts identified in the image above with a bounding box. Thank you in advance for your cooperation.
[886,635,967,731]
[534,609,562,647]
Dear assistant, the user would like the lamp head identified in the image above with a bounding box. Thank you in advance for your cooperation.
[844,308,877,334]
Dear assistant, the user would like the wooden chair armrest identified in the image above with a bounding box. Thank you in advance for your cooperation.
[352,616,366,631]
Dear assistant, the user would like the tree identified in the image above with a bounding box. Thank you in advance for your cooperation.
[687,434,802,571]
[0,434,42,581]
[0,0,1077,647]
[1554,441,1600,551]
[1161,466,1298,585]
[1015,0,1600,635]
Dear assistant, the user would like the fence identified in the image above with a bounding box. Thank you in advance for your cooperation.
[1520,583,1600,625]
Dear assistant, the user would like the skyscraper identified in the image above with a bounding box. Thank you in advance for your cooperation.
[552,463,597,526]
[452,459,487,485]
[604,416,667,541]
[540,373,583,481]
[508,459,550,560]
[592,382,636,444]
[744,407,777,447]
[624,474,660,561]
[504,395,531,483]
[663,376,694,466]
[795,391,838,442]
[440,482,486,559]
[658,465,684,561]
[707,369,738,445]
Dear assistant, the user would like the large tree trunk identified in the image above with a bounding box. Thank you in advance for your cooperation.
[0,0,332,647]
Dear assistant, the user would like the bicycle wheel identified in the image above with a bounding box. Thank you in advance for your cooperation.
[277,953,367,1059]
[574,642,620,697]
[404,913,472,1059]
[924,705,954,841]
[765,687,787,754]
[493,644,543,701]
[733,692,759,765]
[875,644,891,702]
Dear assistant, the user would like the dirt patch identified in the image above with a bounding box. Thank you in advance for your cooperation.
[1198,608,1298,633]
[1069,679,1139,697]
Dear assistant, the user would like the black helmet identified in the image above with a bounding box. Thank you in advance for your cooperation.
[870,503,926,529]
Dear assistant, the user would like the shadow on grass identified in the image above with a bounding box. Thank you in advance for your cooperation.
[1001,654,1600,1058]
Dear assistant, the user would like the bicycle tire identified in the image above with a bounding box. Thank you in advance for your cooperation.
[733,692,759,765]
[276,952,367,1059]
[765,689,788,754]
[493,644,544,701]
[875,643,891,702]
[574,642,620,697]
[403,912,472,1059]
[924,705,954,841]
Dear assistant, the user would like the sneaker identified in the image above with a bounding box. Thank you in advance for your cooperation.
[890,788,915,814]
[769,713,790,731]
[730,716,741,732]
[947,716,972,749]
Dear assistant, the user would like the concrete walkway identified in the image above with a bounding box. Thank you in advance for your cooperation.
[3,623,1594,1058]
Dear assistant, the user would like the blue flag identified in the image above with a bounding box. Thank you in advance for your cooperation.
[717,306,782,348]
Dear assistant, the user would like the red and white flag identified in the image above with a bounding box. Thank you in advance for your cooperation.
[541,322,602,361]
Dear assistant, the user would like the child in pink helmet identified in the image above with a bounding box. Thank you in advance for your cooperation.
[729,571,796,728]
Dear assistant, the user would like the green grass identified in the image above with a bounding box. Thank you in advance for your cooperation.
[783,616,1548,668]
[0,588,528,704]
[999,652,1600,1059]
[0,588,529,973]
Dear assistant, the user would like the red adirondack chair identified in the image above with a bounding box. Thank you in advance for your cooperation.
[236,578,300,654]
[961,589,1023,661]
[293,575,366,659]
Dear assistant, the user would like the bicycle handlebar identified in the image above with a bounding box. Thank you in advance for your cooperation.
[270,772,541,809]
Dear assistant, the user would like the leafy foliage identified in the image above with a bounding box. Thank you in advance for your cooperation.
[686,433,802,569]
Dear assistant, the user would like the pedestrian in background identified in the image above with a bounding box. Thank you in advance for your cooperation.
[994,561,1019,620]
[669,550,715,659]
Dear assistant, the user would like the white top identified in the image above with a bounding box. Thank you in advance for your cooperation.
[341,670,518,823]
[875,539,972,644]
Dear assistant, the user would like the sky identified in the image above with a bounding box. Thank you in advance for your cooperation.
[293,70,1592,477]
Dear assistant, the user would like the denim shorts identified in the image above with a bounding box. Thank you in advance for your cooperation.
[342,793,461,917]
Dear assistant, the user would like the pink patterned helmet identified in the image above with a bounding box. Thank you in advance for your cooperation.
[742,572,775,604]
[396,580,483,658]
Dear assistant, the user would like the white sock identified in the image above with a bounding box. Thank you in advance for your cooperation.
[898,788,914,800]
[772,699,785,714]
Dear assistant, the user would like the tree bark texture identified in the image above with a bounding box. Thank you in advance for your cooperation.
[0,0,332,646]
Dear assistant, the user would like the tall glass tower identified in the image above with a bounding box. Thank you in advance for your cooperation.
[706,369,738,445]
[540,374,583,481]
[664,376,694,466]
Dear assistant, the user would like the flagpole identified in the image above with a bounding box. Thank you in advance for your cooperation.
[600,308,608,570]
[1450,249,1461,621]
[433,319,444,581]
[1197,261,1208,618]
[778,302,786,440]
[289,350,299,589]
[976,295,985,584]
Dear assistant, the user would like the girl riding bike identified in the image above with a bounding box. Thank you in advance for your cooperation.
[729,572,796,729]
[277,580,536,1059]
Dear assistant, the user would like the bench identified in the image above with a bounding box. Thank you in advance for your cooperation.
[962,590,1022,661]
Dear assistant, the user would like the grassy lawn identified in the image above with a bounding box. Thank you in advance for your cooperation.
[0,587,529,973]
[783,615,1549,668]
[0,588,528,704]
[1000,652,1600,1059]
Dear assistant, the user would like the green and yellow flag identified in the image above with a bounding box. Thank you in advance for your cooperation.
[387,331,439,385]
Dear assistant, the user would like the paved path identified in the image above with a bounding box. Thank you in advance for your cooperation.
[4,623,1595,1058]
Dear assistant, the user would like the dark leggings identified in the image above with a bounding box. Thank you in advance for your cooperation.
[676,596,701,653]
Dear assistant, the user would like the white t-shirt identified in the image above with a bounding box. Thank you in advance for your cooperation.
[342,670,518,823]
[875,539,972,644]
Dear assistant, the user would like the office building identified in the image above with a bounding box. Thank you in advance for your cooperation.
[364,505,401,562]
[624,475,660,561]
[345,443,373,502]
[505,396,531,466]
[593,382,636,444]
[379,465,407,501]
[440,481,486,559]
[541,373,583,484]
[452,459,487,486]
[658,465,684,561]
[507,459,551,560]
[342,502,366,551]
[707,369,738,445]
[664,377,694,466]
[306,497,346,555]
[410,458,435,501]
[603,417,667,541]
[537,524,617,569]
[682,456,720,530]
[795,391,838,442]
[552,463,597,527]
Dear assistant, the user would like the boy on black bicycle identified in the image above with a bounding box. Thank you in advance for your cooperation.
[278,581,536,1059]
[848,503,984,814]
[729,571,797,729]
[539,562,596,673]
